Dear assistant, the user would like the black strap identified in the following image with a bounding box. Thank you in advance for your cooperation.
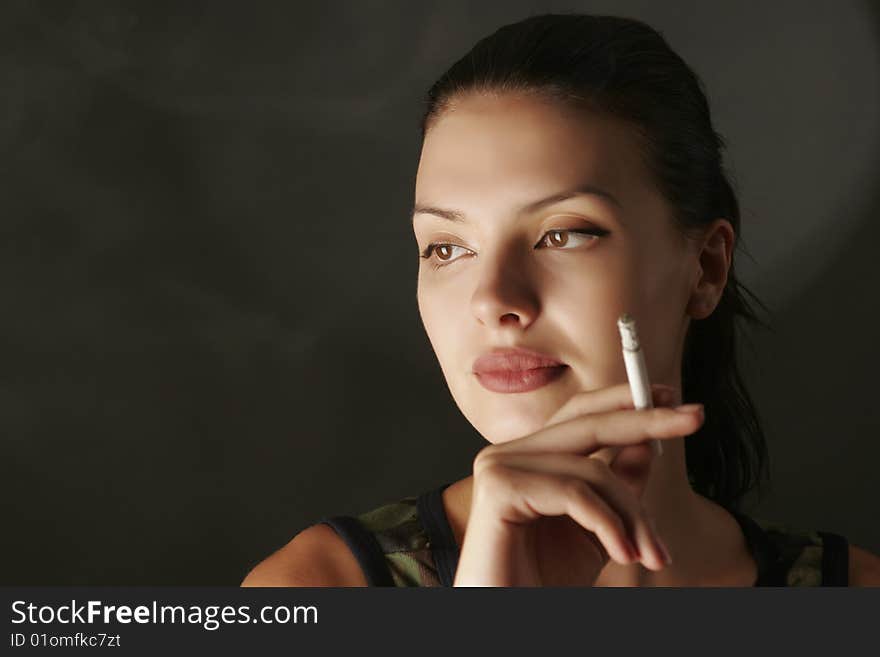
[416,482,460,587]
[730,510,788,586]
[818,531,849,586]
[318,516,396,586]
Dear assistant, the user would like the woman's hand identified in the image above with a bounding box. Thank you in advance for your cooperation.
[453,382,704,586]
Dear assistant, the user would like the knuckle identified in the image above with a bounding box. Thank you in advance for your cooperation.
[474,460,510,489]
[581,456,609,477]
[473,446,499,472]
[595,513,625,537]
[578,458,614,486]
[562,477,591,499]
[562,478,606,515]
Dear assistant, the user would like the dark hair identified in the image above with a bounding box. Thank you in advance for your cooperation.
[418,12,773,513]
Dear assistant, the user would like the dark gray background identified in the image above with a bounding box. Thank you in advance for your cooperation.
[1,0,878,585]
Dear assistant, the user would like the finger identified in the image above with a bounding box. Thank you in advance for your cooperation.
[607,442,656,497]
[546,382,682,428]
[602,387,682,468]
[487,404,704,458]
[479,462,639,566]
[481,452,670,570]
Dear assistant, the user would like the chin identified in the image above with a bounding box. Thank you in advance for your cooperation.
[477,413,548,445]
[451,380,560,444]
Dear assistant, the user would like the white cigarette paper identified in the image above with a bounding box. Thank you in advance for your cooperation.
[617,313,664,457]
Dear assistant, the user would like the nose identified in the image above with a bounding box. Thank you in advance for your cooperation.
[470,248,540,330]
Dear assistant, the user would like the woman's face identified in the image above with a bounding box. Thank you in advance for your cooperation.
[413,92,700,445]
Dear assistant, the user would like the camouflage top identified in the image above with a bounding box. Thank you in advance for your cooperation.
[318,481,849,586]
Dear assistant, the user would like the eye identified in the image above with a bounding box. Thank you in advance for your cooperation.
[419,242,474,268]
[419,227,609,270]
[537,227,609,249]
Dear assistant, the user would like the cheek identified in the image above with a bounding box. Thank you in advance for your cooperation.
[549,269,633,377]
[417,279,460,363]
[549,257,634,327]
[417,279,476,415]
[628,246,692,379]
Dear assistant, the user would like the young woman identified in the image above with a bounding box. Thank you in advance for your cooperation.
[243,13,880,587]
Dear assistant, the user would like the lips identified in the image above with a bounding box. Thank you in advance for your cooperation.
[472,348,568,393]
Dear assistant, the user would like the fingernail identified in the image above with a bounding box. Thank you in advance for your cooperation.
[674,403,703,414]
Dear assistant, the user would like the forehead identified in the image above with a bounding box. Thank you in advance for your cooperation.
[415,93,650,210]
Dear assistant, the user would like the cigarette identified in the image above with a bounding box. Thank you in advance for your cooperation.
[617,313,663,457]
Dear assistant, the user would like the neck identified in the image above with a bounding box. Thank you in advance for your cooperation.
[594,436,750,586]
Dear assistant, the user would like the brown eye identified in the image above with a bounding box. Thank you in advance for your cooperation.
[547,230,568,247]
[537,228,608,249]
[419,242,472,267]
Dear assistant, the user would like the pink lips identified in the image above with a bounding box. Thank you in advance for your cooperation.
[472,348,568,393]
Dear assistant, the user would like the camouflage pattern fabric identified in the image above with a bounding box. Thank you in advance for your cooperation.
[354,496,442,587]
[760,522,826,586]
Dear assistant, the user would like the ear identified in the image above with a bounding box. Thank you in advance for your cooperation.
[686,219,735,319]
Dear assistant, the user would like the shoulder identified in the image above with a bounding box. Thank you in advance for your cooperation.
[241,523,368,587]
[242,493,438,587]
[849,543,880,587]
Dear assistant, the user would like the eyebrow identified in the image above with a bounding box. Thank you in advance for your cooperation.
[412,183,621,223]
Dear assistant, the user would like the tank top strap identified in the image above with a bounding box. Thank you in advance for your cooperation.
[730,509,788,585]
[416,481,460,587]
[317,515,396,586]
[817,530,849,586]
